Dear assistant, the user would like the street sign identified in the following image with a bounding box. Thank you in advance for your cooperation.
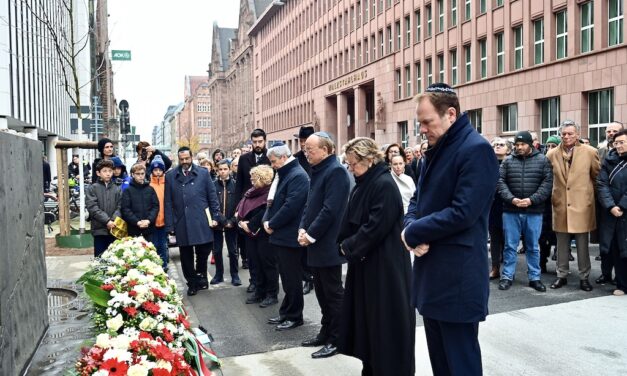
[112,50,132,61]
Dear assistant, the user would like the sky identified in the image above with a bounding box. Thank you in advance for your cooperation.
[107,0,239,142]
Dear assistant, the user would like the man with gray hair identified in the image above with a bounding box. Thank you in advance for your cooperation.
[546,120,600,291]
[263,142,310,330]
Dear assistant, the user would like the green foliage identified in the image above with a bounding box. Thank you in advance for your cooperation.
[84,283,111,307]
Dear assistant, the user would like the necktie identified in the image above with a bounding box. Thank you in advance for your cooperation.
[183,169,189,177]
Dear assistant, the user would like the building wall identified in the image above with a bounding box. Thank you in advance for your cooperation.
[251,0,626,150]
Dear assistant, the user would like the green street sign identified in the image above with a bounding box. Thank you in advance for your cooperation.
[112,50,131,61]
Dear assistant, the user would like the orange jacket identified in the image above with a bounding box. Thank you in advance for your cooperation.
[150,175,165,227]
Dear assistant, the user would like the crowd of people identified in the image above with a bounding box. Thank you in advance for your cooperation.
[80,83,627,375]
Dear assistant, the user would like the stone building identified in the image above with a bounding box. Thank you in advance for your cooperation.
[176,76,210,154]
[249,0,626,152]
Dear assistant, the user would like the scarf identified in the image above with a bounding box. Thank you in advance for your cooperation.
[236,185,270,219]
[267,156,296,205]
[560,144,575,176]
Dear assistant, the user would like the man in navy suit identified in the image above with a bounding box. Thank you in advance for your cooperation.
[402,83,499,375]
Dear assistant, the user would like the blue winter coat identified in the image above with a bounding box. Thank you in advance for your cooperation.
[263,159,310,248]
[300,155,351,267]
[403,113,499,323]
[164,164,222,247]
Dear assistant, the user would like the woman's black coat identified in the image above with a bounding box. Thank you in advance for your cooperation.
[597,149,627,258]
[337,163,415,376]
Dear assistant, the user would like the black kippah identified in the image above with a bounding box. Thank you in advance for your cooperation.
[426,83,456,95]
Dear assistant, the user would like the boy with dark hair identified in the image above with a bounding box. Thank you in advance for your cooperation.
[121,163,159,242]
[110,156,131,192]
[86,160,122,257]
[150,155,169,269]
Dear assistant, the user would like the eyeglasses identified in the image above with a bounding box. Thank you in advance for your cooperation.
[492,143,505,148]
[547,144,558,149]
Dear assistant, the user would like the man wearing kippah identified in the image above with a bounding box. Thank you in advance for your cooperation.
[402,83,499,375]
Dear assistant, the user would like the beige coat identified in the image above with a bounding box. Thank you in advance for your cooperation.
[546,143,600,233]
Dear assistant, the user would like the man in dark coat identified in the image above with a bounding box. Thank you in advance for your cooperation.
[263,143,310,331]
[298,132,351,359]
[165,147,222,296]
[402,83,499,376]
[293,125,315,295]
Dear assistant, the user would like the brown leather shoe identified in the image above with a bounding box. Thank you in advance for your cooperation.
[489,266,500,280]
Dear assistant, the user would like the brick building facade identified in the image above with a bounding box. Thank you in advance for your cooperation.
[177,76,211,154]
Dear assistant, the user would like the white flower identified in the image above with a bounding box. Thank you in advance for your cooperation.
[107,266,117,274]
[155,359,173,372]
[127,364,149,376]
[96,333,111,348]
[93,370,109,376]
[103,348,132,362]
[110,334,131,350]
[139,317,157,331]
[106,314,124,332]
[127,269,141,280]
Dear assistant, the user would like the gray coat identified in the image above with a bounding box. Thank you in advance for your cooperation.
[164,165,222,247]
[498,149,553,214]
[86,180,122,236]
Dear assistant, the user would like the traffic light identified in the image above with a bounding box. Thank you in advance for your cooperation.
[119,100,130,134]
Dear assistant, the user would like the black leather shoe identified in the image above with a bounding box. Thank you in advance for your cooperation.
[259,297,278,308]
[246,283,256,293]
[580,279,593,292]
[187,287,198,296]
[529,280,546,292]
[302,336,326,347]
[311,344,338,359]
[303,281,314,295]
[498,279,512,291]
[242,260,249,269]
[276,319,303,331]
[197,274,209,290]
[246,296,263,304]
[231,276,242,286]
[210,276,223,285]
[595,275,612,285]
[267,316,286,325]
[550,278,567,289]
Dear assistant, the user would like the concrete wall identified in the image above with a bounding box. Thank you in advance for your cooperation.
[0,132,48,376]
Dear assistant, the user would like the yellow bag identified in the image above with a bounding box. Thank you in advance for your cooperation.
[110,217,128,239]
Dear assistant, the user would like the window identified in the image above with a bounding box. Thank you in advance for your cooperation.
[396,20,402,49]
[581,2,594,53]
[357,1,362,25]
[427,58,433,85]
[609,0,624,46]
[465,44,472,81]
[540,97,560,142]
[479,39,487,78]
[357,42,362,66]
[438,0,445,32]
[468,109,482,133]
[451,0,457,27]
[496,33,504,74]
[588,89,614,146]
[365,0,369,21]
[379,30,384,56]
[451,49,458,85]
[514,26,523,69]
[496,0,504,6]
[372,34,377,60]
[405,15,411,47]
[351,45,355,70]
[415,62,422,93]
[501,104,518,132]
[465,0,472,21]
[556,10,568,59]
[395,69,402,99]
[534,19,544,64]
[479,0,486,14]
[438,54,445,82]
[405,65,412,97]
[415,9,422,42]
[427,5,432,37]
[387,25,393,52]
[364,38,369,63]
[399,121,409,148]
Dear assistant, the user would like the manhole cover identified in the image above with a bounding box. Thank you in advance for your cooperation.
[47,288,78,308]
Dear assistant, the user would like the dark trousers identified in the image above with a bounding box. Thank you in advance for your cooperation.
[153,227,169,268]
[213,228,239,278]
[93,234,116,257]
[601,250,615,279]
[238,232,247,261]
[488,226,504,267]
[302,248,313,282]
[181,242,212,288]
[276,245,304,321]
[612,236,627,291]
[246,235,278,299]
[311,265,344,346]
[423,317,482,376]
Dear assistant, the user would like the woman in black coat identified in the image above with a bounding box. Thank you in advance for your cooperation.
[337,137,415,376]
[597,130,627,296]
[121,164,159,241]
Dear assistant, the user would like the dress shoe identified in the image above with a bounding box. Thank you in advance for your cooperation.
[311,344,338,359]
[197,274,209,290]
[303,281,314,295]
[210,276,223,285]
[529,280,546,292]
[580,279,593,292]
[246,296,263,304]
[498,279,512,291]
[231,276,242,286]
[302,336,326,347]
[242,260,249,269]
[259,297,278,308]
[595,275,612,285]
[187,287,198,296]
[267,316,286,325]
[276,319,303,331]
[246,283,257,293]
[489,266,500,280]
[550,278,567,289]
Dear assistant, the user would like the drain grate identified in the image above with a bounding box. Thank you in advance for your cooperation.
[47,288,77,308]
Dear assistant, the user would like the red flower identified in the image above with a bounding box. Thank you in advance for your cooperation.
[100,358,129,375]
[141,301,161,315]
[151,368,171,376]
[153,343,175,362]
[123,306,138,317]
[128,290,138,297]
[162,328,174,343]
[139,331,154,341]
[176,314,190,329]
[151,288,166,299]
[128,279,138,287]
[100,284,115,291]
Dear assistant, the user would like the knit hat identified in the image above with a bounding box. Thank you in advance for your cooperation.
[97,138,113,155]
[110,156,124,168]
[514,131,534,147]
[545,135,561,145]
[150,155,166,171]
